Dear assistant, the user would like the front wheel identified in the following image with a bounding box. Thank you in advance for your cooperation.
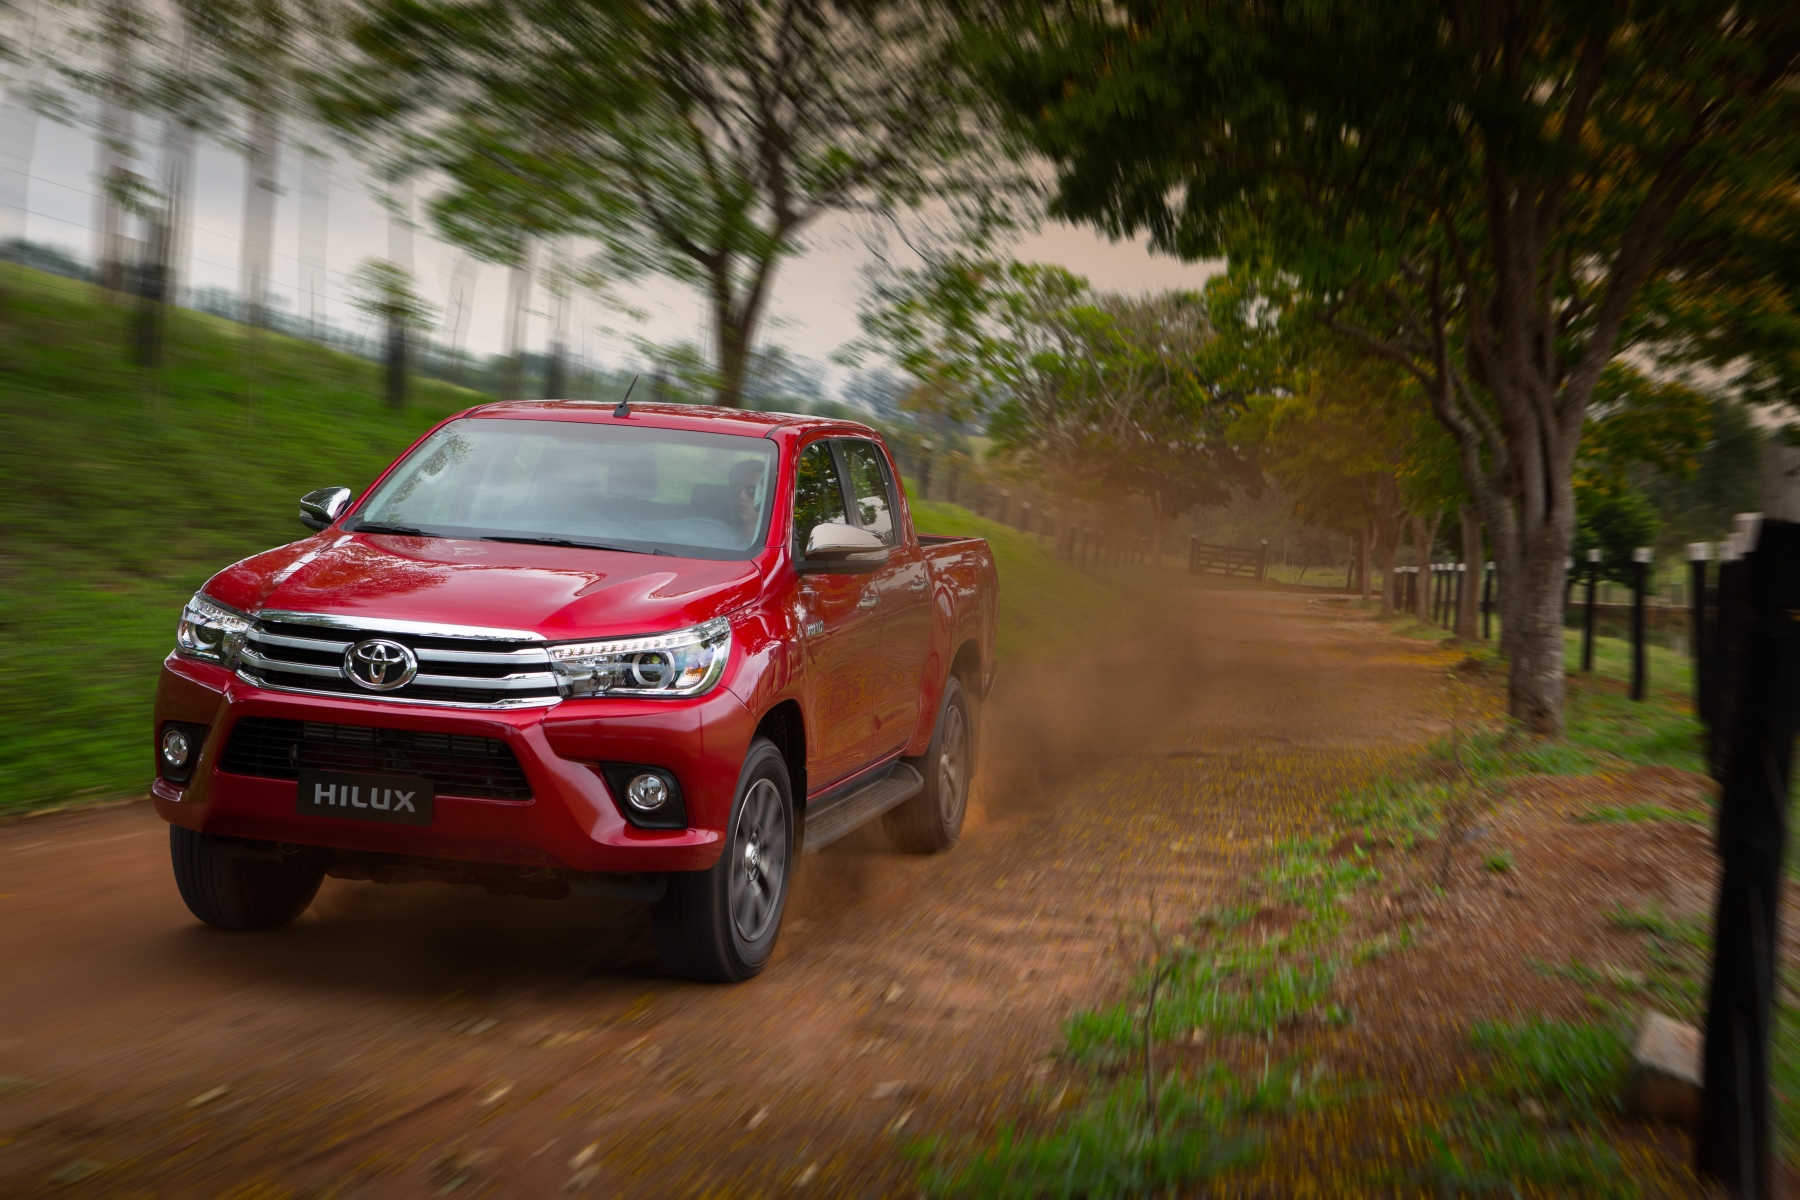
[170,826,324,930]
[652,738,794,982]
[884,675,974,854]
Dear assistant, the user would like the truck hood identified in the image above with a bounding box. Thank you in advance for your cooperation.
[207,532,766,640]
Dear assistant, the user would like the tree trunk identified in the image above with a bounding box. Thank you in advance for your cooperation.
[132,210,168,367]
[0,55,42,249]
[93,0,137,297]
[503,240,534,398]
[239,107,280,328]
[1358,525,1372,602]
[1375,475,1400,616]
[384,317,407,409]
[1379,521,1398,617]
[1412,511,1440,624]
[299,144,329,340]
[544,237,569,398]
[136,109,195,370]
[1507,531,1571,734]
[1457,504,1482,641]
[715,302,750,408]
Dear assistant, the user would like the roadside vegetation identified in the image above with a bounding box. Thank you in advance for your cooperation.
[915,607,1737,1196]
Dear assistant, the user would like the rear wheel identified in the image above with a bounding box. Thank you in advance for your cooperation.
[884,675,973,854]
[652,738,794,982]
[169,826,324,930]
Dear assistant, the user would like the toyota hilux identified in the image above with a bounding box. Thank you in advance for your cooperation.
[151,401,997,981]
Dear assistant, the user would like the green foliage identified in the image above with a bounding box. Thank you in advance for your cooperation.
[1417,1019,1636,1197]
[1425,1114,1635,1198]
[915,1076,1259,1199]
[1572,482,1661,587]
[1575,804,1708,827]
[346,257,438,329]
[1645,397,1767,550]
[859,257,1260,523]
[1468,1019,1629,1123]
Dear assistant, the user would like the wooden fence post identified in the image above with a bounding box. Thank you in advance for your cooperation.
[1257,539,1269,582]
[1696,452,1800,1198]
[1689,543,1711,713]
[1482,561,1494,641]
[1631,547,1651,701]
[1582,548,1601,673]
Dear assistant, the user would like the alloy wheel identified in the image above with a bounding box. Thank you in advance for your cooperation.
[729,778,788,943]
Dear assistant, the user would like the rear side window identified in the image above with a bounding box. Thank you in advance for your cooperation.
[838,439,898,546]
[793,442,849,559]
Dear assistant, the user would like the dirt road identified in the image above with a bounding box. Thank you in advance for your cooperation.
[0,585,1448,1198]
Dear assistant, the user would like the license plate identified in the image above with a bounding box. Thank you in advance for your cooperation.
[297,769,434,826]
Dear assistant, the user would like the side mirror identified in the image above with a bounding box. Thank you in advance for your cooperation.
[299,486,354,531]
[799,523,889,574]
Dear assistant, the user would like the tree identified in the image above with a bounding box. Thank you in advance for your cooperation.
[1210,267,1461,617]
[179,0,321,329]
[863,256,1257,547]
[975,0,1800,735]
[324,0,1028,408]
[346,257,436,409]
[1077,292,1261,561]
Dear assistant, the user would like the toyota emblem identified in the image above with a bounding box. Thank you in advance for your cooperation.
[344,638,418,691]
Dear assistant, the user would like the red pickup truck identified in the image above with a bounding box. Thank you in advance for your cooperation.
[151,402,997,981]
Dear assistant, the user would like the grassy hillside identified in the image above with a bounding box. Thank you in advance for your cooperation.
[0,265,485,811]
[0,267,1147,813]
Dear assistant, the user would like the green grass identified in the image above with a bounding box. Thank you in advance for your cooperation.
[1566,627,1693,700]
[0,265,488,812]
[1420,1018,1639,1197]
[915,1075,1261,1199]
[907,501,1158,666]
[1574,803,1708,826]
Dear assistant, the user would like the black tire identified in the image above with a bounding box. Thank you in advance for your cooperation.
[652,738,794,982]
[884,675,974,854]
[169,826,324,930]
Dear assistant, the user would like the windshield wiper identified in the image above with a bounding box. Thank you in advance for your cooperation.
[481,535,646,553]
[351,522,430,536]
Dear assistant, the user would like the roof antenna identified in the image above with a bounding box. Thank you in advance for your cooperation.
[614,374,638,419]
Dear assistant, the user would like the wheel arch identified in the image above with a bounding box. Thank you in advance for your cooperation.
[950,638,983,695]
[753,699,807,806]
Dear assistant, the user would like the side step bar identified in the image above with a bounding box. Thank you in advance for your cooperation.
[802,763,924,854]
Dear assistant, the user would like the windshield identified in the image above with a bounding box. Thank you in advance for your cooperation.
[350,418,778,559]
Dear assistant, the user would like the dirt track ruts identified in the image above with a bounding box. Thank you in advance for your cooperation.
[0,585,1448,1198]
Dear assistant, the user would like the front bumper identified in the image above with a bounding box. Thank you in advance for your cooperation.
[151,655,754,873]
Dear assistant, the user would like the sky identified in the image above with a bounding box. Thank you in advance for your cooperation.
[10,95,1223,394]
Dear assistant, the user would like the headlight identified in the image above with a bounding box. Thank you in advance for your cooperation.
[175,592,251,667]
[548,618,731,699]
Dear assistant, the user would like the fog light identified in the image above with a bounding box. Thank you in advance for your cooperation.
[625,772,669,812]
[160,727,192,770]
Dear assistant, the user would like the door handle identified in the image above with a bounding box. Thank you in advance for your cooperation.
[858,591,879,610]
[909,576,928,593]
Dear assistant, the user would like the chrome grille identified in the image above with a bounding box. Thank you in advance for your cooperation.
[237,611,560,709]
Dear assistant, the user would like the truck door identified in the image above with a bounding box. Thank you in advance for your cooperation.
[793,440,880,789]
[838,438,932,759]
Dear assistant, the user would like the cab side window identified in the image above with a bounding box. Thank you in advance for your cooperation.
[792,441,849,559]
[838,439,898,547]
